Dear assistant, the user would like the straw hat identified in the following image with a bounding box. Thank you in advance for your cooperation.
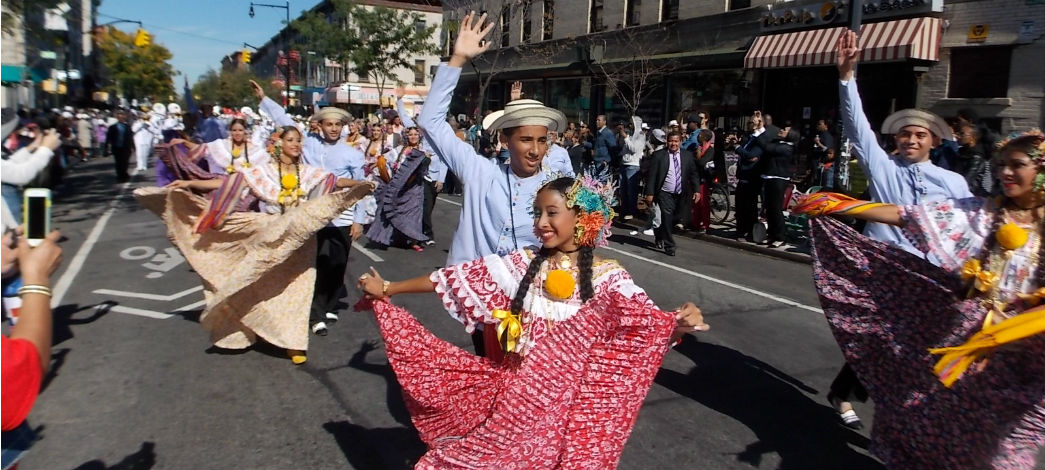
[482,99,567,133]
[314,106,351,123]
[881,109,951,140]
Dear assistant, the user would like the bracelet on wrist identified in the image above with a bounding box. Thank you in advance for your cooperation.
[17,284,53,297]
[382,280,391,297]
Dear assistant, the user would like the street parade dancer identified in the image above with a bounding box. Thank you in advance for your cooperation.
[170,118,270,176]
[135,126,374,364]
[825,30,973,430]
[357,173,709,470]
[416,12,705,357]
[256,82,371,337]
[366,126,429,252]
[791,128,1045,469]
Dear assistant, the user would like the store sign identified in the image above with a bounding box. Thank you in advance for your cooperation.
[967,24,989,43]
[760,0,942,31]
[40,51,57,60]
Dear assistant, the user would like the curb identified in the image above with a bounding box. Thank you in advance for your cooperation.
[614,218,812,264]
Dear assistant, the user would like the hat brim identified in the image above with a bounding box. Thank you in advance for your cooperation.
[314,108,351,123]
[486,108,567,133]
[881,109,951,140]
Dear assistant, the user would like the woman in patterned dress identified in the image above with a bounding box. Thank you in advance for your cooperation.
[366,126,429,252]
[357,175,708,470]
[793,129,1045,469]
[135,126,374,364]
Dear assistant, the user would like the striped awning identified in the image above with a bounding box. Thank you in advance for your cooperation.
[744,17,942,69]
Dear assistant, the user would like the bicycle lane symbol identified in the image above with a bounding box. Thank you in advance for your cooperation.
[120,246,185,279]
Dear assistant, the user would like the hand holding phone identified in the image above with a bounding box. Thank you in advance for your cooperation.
[23,188,52,247]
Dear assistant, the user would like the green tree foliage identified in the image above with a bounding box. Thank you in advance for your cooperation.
[291,0,358,68]
[292,1,438,96]
[95,26,175,101]
[348,6,438,96]
[191,67,282,108]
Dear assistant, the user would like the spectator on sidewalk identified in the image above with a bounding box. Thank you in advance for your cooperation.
[690,129,716,232]
[952,123,993,197]
[2,228,63,470]
[593,114,616,178]
[564,130,585,176]
[544,129,574,177]
[761,126,800,248]
[105,110,134,183]
[734,111,778,241]
[644,131,701,256]
[811,119,836,189]
[619,116,646,220]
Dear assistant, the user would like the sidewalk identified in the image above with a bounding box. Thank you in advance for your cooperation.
[615,215,813,264]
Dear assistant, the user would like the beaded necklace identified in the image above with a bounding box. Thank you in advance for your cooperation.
[275,158,304,212]
[227,139,250,174]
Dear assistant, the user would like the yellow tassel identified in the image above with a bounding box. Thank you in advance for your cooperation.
[929,309,1045,387]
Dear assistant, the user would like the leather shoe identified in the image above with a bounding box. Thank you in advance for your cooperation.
[665,248,676,256]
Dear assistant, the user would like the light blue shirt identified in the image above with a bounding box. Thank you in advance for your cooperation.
[544,144,574,177]
[839,79,972,262]
[259,97,367,226]
[419,64,553,265]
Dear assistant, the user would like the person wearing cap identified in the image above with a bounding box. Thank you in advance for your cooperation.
[254,80,369,337]
[132,113,161,172]
[826,28,973,433]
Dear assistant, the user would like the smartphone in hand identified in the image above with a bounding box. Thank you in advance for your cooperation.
[22,188,51,247]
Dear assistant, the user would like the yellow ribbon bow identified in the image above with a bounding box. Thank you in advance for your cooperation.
[929,308,1045,387]
[491,309,522,353]
[961,259,998,294]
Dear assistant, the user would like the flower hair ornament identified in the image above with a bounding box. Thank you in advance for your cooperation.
[566,175,618,248]
[995,128,1045,190]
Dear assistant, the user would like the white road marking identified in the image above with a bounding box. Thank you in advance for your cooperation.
[600,245,824,313]
[93,285,203,302]
[437,196,462,207]
[110,305,173,320]
[352,242,384,262]
[173,299,206,312]
[52,180,133,308]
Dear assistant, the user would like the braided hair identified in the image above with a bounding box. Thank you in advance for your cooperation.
[507,177,598,317]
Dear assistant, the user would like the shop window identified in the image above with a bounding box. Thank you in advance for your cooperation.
[948,46,1010,99]
[662,0,679,21]
[415,19,427,36]
[729,0,751,10]
[413,60,425,86]
[522,1,533,43]
[626,0,641,27]
[591,0,605,32]
[543,0,554,40]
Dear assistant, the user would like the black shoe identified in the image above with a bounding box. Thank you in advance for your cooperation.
[665,248,676,256]
[655,241,664,250]
[828,392,863,430]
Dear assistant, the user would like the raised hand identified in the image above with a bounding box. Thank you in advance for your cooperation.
[510,81,523,101]
[249,80,266,101]
[449,11,495,67]
[837,30,860,81]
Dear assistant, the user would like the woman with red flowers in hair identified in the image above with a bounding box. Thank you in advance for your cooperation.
[357,174,708,470]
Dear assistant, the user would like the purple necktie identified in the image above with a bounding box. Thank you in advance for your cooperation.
[672,152,681,193]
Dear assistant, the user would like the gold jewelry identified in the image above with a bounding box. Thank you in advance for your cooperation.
[381,280,391,297]
[17,284,52,297]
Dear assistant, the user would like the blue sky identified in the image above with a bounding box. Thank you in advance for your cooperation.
[97,0,323,88]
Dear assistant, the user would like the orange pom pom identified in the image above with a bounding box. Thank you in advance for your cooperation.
[545,269,576,300]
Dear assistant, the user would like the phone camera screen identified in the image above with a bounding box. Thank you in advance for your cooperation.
[27,196,47,239]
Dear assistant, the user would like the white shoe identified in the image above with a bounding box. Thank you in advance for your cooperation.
[629,230,640,236]
[325,312,339,322]
[311,322,328,336]
[642,229,654,236]
[623,215,634,220]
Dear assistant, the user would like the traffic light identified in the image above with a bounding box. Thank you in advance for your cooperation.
[133,28,151,47]
[241,49,251,64]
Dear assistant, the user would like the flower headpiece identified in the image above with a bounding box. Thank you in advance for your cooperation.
[995,128,1045,165]
[565,175,617,248]
[266,127,285,158]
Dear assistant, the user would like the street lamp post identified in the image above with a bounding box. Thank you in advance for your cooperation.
[248,1,292,110]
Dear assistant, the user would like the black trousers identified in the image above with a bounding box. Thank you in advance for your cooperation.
[444,171,460,195]
[422,180,437,240]
[310,225,352,324]
[113,148,132,182]
[654,191,682,251]
[829,362,868,402]
[762,178,789,243]
[734,178,763,237]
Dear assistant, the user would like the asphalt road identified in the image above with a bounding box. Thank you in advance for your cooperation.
[18,158,883,470]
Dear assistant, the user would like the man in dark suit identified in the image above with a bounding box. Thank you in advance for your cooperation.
[644,131,701,256]
[105,110,134,183]
[593,114,617,178]
[732,111,779,241]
